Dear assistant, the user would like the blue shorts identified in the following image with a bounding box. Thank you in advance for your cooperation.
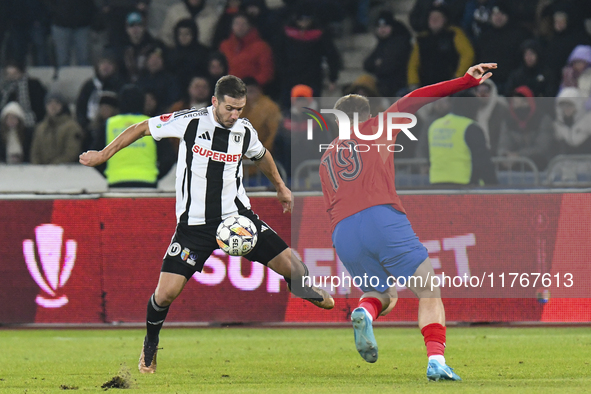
[332,205,428,293]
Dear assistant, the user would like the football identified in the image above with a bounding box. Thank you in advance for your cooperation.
[216,215,258,256]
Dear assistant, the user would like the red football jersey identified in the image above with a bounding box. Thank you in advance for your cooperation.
[320,74,480,232]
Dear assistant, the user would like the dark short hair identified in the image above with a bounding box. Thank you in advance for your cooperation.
[214,75,247,101]
[334,94,371,121]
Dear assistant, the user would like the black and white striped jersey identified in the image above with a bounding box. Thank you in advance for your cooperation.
[148,106,266,225]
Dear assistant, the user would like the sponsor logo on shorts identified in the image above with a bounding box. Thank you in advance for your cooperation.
[168,242,181,256]
[192,144,242,163]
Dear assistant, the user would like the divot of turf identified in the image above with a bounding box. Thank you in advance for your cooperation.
[101,364,133,389]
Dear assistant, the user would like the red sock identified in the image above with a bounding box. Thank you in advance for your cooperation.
[421,323,446,357]
[358,298,382,320]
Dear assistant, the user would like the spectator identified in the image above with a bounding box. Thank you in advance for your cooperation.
[30,93,84,164]
[415,96,453,160]
[561,45,591,97]
[219,13,274,87]
[137,47,181,114]
[363,11,412,97]
[498,86,555,170]
[0,60,47,128]
[461,0,496,41]
[76,54,125,134]
[241,77,281,153]
[143,90,160,118]
[544,8,591,96]
[115,12,164,82]
[410,0,468,33]
[88,91,119,151]
[212,0,242,49]
[6,0,51,66]
[475,2,530,91]
[44,0,95,66]
[206,51,229,88]
[241,0,273,43]
[101,85,175,187]
[505,39,549,97]
[168,76,212,113]
[0,102,32,163]
[428,91,498,186]
[99,0,150,46]
[408,5,474,88]
[159,0,221,47]
[554,87,591,155]
[275,8,341,106]
[474,79,507,154]
[168,18,210,91]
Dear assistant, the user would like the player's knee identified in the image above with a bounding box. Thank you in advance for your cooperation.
[154,288,179,306]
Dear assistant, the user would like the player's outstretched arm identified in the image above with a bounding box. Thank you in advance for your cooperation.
[390,63,497,114]
[79,120,151,167]
[254,150,293,213]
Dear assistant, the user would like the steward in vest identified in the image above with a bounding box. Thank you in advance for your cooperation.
[428,91,497,186]
[100,85,175,187]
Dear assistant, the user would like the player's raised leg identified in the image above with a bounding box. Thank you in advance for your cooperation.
[407,258,461,381]
[267,248,335,309]
[139,272,188,374]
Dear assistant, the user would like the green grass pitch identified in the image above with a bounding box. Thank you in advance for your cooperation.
[0,327,589,393]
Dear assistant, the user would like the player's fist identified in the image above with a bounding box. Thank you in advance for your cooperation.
[79,150,105,167]
[466,63,497,84]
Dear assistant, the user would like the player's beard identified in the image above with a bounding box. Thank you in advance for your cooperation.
[214,106,236,129]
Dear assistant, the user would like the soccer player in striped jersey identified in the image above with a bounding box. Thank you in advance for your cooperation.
[319,63,497,381]
[80,75,334,374]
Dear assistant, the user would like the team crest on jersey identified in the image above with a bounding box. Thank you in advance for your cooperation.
[232,133,242,143]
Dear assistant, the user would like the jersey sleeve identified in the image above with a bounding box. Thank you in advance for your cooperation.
[148,112,189,140]
[244,124,266,161]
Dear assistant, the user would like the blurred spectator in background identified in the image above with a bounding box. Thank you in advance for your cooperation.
[241,77,281,153]
[363,11,412,97]
[44,0,95,66]
[553,87,591,155]
[241,0,273,43]
[30,93,84,164]
[428,91,497,186]
[415,96,453,160]
[159,0,221,47]
[475,2,530,92]
[98,0,150,46]
[143,90,160,117]
[115,12,164,82]
[87,91,119,151]
[474,79,507,155]
[101,85,175,187]
[136,47,180,114]
[544,8,591,96]
[410,0,467,33]
[408,4,474,88]
[168,19,210,91]
[6,0,51,66]
[498,86,555,170]
[212,0,242,49]
[0,61,47,128]
[561,45,591,97]
[505,40,549,97]
[541,0,591,38]
[343,74,388,115]
[206,51,229,88]
[275,8,341,107]
[219,13,274,87]
[76,54,125,134]
[169,76,212,112]
[461,0,495,41]
[0,102,32,163]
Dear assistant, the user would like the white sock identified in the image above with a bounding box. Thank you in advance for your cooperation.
[429,355,446,365]
[360,307,373,322]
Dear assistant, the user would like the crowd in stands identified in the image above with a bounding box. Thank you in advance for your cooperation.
[0,0,590,187]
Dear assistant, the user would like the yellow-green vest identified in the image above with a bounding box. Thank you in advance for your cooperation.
[104,114,157,185]
[428,113,473,185]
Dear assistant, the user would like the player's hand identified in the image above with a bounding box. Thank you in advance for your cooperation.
[277,186,293,214]
[79,150,105,167]
[466,63,497,84]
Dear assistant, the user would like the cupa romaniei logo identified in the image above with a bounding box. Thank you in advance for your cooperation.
[23,224,77,308]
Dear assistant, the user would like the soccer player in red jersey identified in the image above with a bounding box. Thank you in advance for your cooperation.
[319,63,496,381]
